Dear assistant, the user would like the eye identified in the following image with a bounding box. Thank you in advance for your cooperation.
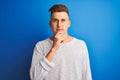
[61,19,66,22]
[52,19,58,22]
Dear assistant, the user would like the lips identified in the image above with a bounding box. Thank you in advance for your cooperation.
[56,29,63,30]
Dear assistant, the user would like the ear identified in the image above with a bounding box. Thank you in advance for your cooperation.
[68,20,71,27]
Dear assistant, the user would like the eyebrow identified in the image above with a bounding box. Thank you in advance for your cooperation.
[51,18,68,20]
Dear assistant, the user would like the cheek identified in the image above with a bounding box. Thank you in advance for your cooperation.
[64,24,69,29]
[50,23,56,29]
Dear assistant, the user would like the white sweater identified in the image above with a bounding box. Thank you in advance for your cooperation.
[30,37,92,80]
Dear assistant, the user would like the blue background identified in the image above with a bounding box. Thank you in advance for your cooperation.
[0,0,120,80]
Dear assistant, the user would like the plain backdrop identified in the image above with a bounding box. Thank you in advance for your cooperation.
[0,0,120,80]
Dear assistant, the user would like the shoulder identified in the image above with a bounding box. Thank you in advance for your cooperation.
[72,37,88,50]
[73,37,87,46]
[37,38,50,44]
[35,38,51,47]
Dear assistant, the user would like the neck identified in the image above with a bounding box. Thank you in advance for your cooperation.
[63,34,70,42]
[63,35,73,43]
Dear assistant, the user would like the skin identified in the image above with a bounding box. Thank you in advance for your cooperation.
[46,12,73,62]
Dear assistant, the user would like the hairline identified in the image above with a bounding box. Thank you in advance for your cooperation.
[50,11,70,20]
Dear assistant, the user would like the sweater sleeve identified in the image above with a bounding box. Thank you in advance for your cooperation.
[30,42,55,80]
[82,41,92,80]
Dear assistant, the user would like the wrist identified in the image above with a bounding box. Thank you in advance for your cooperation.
[51,47,57,52]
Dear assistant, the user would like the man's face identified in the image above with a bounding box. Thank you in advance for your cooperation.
[49,12,70,35]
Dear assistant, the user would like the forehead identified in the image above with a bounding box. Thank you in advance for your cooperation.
[51,12,69,19]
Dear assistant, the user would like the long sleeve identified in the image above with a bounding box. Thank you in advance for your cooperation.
[30,38,92,80]
[82,41,92,80]
[30,42,55,80]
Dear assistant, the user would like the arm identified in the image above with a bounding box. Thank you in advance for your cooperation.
[30,43,55,80]
[30,32,64,80]
[46,32,64,62]
[82,41,92,80]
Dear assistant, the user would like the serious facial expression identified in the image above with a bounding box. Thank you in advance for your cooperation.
[50,12,70,34]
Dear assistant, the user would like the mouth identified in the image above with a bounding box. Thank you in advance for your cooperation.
[56,29,64,31]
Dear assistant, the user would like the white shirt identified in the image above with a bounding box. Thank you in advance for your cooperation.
[30,37,92,80]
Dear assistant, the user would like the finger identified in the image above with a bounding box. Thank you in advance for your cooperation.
[55,32,61,36]
[55,32,63,38]
[60,36,64,41]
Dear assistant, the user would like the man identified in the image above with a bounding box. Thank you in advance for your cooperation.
[30,4,92,80]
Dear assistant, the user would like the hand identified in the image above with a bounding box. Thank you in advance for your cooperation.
[46,32,64,62]
[52,32,64,50]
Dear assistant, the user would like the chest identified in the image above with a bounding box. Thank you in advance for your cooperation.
[53,45,83,67]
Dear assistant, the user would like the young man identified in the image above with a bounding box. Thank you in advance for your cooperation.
[30,4,92,80]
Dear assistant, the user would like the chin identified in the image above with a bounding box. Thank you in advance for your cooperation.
[54,30,64,34]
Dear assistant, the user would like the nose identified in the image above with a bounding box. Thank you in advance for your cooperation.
[57,21,62,28]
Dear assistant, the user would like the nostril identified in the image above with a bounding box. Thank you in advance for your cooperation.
[57,25,62,28]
